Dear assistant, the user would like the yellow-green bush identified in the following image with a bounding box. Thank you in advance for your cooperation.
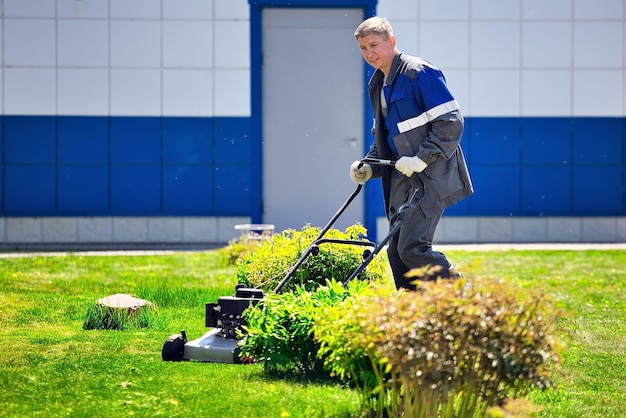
[236,224,388,292]
[314,272,564,417]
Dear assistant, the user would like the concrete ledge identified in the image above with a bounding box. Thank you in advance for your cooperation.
[0,216,249,246]
[2,216,626,249]
[377,216,626,244]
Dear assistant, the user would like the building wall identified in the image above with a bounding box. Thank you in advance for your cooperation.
[0,0,625,247]
[372,0,626,243]
[0,0,254,246]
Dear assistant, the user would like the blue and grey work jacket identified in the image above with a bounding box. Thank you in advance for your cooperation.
[366,52,474,218]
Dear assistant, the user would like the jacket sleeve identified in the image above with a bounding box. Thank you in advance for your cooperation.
[365,139,382,178]
[417,110,464,164]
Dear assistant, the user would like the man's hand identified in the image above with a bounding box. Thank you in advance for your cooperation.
[395,156,427,177]
[349,161,372,184]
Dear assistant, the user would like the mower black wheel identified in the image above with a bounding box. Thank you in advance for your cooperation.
[161,334,186,362]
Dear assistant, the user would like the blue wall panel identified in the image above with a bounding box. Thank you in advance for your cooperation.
[4,165,56,213]
[163,165,213,212]
[469,166,520,214]
[522,118,571,165]
[522,166,571,215]
[111,165,161,213]
[4,116,56,164]
[1,115,624,218]
[214,166,252,214]
[58,116,109,164]
[469,117,520,165]
[214,117,252,165]
[573,118,623,165]
[573,166,623,214]
[58,166,109,212]
[111,117,161,164]
[163,117,213,164]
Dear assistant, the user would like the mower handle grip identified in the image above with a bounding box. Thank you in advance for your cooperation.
[359,157,397,167]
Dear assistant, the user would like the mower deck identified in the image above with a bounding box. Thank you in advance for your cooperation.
[183,328,240,363]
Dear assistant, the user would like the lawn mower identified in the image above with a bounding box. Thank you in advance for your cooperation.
[161,158,424,364]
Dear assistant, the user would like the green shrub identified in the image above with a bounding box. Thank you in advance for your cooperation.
[314,271,564,418]
[236,224,387,292]
[239,279,371,376]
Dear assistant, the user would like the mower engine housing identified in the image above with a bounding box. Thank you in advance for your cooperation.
[205,286,265,338]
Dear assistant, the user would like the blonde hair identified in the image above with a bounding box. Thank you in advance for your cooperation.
[354,16,393,40]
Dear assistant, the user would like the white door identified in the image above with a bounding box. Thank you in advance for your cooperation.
[262,8,364,233]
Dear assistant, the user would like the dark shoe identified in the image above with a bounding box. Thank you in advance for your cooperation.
[448,267,463,279]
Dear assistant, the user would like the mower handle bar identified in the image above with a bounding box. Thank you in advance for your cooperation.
[272,158,399,293]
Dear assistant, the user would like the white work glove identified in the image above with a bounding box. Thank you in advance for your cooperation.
[349,161,372,184]
[395,156,428,177]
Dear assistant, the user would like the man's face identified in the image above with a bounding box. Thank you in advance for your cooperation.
[357,33,396,75]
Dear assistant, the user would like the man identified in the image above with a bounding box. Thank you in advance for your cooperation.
[349,17,473,290]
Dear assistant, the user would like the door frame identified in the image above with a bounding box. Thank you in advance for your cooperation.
[248,0,379,238]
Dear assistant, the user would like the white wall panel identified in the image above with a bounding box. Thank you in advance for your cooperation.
[470,70,520,116]
[58,20,109,67]
[111,21,161,68]
[377,0,418,21]
[444,69,470,114]
[0,0,622,119]
[4,19,55,66]
[522,70,572,116]
[164,0,213,19]
[471,22,520,69]
[419,22,469,69]
[471,0,520,20]
[374,0,624,118]
[0,68,3,114]
[4,68,56,114]
[4,0,55,17]
[574,0,624,20]
[573,69,624,115]
[58,69,109,115]
[215,0,248,19]
[420,0,469,20]
[57,0,109,19]
[110,69,161,115]
[110,0,160,19]
[214,69,250,116]
[522,0,572,20]
[523,22,571,68]
[163,69,213,116]
[214,21,249,68]
[163,21,213,68]
[390,21,418,57]
[574,22,623,68]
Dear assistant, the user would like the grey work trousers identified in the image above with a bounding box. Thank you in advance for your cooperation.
[386,174,451,290]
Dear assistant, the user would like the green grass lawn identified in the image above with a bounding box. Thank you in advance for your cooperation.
[0,249,624,417]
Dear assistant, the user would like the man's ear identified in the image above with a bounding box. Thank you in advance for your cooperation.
[389,35,397,49]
